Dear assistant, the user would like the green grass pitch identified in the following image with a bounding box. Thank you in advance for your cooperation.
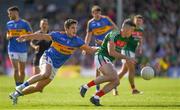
[0,76,180,110]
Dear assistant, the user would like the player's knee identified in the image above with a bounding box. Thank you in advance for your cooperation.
[14,68,18,74]
[35,85,45,92]
[19,69,25,74]
[114,78,120,87]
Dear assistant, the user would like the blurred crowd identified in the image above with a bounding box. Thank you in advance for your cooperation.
[0,0,180,77]
[123,0,180,77]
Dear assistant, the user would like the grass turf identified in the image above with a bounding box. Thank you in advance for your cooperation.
[0,76,180,110]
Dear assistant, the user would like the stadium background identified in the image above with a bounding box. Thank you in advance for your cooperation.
[0,0,180,78]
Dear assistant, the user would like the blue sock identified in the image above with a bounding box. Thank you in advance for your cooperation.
[16,82,23,86]
[96,85,100,91]
[23,81,29,87]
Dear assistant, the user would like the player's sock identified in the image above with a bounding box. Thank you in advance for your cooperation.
[21,81,29,89]
[16,82,23,86]
[14,91,22,98]
[84,80,96,89]
[95,90,105,98]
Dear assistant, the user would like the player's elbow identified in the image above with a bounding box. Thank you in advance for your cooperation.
[41,72,51,79]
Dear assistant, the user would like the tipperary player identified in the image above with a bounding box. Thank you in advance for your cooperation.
[30,18,51,75]
[6,6,32,86]
[84,5,118,92]
[80,19,136,106]
[9,19,97,105]
[113,15,144,95]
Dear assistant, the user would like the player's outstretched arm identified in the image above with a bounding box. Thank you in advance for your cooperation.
[80,44,98,54]
[84,26,92,45]
[6,31,14,40]
[17,33,51,42]
[95,39,103,45]
[105,16,119,30]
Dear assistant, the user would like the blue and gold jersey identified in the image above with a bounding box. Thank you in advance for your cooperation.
[45,31,85,68]
[6,19,32,53]
[87,16,113,41]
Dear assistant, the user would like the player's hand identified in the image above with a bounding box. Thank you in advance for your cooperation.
[137,47,143,55]
[126,58,137,64]
[16,35,27,42]
[82,50,86,56]
[34,46,39,52]
[7,35,14,40]
[95,39,103,45]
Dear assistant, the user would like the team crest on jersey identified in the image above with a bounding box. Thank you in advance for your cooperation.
[115,40,127,47]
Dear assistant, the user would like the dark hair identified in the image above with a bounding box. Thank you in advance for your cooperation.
[134,14,144,20]
[64,19,78,29]
[123,18,136,27]
[91,5,101,12]
[8,6,19,12]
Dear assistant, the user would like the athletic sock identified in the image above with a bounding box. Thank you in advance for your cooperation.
[14,91,22,97]
[16,82,23,86]
[95,90,105,98]
[20,81,29,89]
[86,80,96,88]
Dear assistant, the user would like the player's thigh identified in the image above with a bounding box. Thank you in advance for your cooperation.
[95,54,117,76]
[8,52,19,69]
[10,59,19,70]
[99,63,117,77]
[40,63,52,78]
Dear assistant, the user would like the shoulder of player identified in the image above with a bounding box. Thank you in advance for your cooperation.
[73,36,84,42]
[49,31,61,36]
[109,29,119,36]
[20,19,30,24]
[139,27,144,32]
[135,27,144,32]
[20,19,32,27]
[73,35,81,39]
[101,15,111,20]
[87,18,95,24]
[7,20,14,25]
[50,31,63,34]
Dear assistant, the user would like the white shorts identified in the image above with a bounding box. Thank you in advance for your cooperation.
[94,54,113,69]
[121,50,135,63]
[8,52,27,62]
[39,54,58,80]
